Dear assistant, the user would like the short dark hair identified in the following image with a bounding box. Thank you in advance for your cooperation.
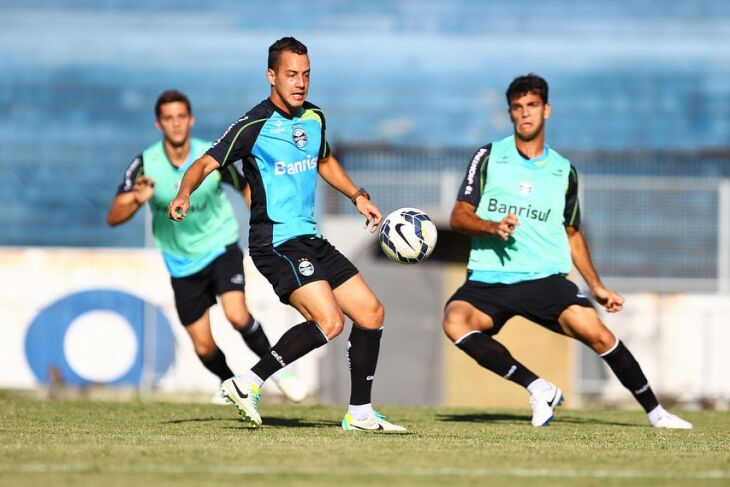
[506,74,549,105]
[268,36,308,71]
[155,89,192,119]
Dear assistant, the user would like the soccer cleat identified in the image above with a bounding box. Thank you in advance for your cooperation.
[272,369,308,403]
[529,383,564,427]
[649,409,693,429]
[341,411,407,433]
[219,377,262,426]
[211,388,231,405]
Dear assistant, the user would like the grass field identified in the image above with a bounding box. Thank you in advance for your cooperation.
[1,390,728,487]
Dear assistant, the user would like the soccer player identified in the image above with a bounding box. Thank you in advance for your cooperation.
[443,74,693,429]
[107,90,305,403]
[167,37,405,432]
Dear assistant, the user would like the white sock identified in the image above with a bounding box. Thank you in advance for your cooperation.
[348,403,374,421]
[647,404,667,425]
[239,370,264,388]
[527,378,553,396]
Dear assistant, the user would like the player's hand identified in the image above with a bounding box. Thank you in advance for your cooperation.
[356,198,382,233]
[133,176,155,205]
[168,194,190,222]
[592,285,624,313]
[494,214,519,240]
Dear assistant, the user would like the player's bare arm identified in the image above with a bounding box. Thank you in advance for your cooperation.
[167,155,220,221]
[242,182,252,207]
[566,226,624,312]
[107,176,155,226]
[450,200,518,241]
[318,154,381,232]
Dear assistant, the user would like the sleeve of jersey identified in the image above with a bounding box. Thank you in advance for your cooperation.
[317,109,330,159]
[115,154,144,195]
[456,144,492,206]
[564,165,581,228]
[206,115,261,168]
[218,160,246,190]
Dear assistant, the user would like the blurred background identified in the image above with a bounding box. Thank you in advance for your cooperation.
[1,0,729,410]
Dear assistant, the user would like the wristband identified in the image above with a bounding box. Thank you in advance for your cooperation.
[350,187,370,206]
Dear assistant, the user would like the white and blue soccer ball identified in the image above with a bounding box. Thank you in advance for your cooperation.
[378,207,438,264]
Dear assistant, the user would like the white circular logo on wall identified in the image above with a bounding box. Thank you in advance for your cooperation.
[64,311,138,382]
[298,259,314,276]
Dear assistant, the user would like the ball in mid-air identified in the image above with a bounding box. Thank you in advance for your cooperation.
[378,208,437,264]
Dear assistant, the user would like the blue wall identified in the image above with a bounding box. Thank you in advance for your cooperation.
[1,1,729,247]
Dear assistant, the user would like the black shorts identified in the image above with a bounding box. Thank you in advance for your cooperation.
[446,274,594,335]
[249,235,359,304]
[170,244,246,326]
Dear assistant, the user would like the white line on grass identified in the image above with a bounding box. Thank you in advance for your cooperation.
[1,464,729,479]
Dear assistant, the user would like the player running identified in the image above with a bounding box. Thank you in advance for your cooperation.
[167,38,405,432]
[108,90,305,403]
[443,74,693,429]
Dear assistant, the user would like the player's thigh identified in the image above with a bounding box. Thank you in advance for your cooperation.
[288,280,344,339]
[442,300,495,341]
[557,304,616,353]
[170,273,216,327]
[184,310,216,356]
[219,290,251,329]
[332,273,384,330]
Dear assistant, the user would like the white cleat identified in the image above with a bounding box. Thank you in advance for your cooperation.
[272,370,308,403]
[529,383,564,427]
[649,408,693,429]
[211,388,231,405]
[341,411,407,433]
[219,377,262,427]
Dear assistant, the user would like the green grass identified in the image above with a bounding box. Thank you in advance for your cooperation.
[1,390,728,487]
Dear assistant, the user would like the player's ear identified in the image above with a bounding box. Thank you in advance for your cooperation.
[267,68,276,86]
[189,114,196,128]
[544,102,551,120]
[154,119,162,132]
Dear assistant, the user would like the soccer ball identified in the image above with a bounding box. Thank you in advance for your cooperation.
[378,208,437,264]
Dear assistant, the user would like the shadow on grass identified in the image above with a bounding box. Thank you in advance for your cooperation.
[437,412,640,427]
[162,415,339,429]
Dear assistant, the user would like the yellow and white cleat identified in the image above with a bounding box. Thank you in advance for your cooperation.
[341,411,407,433]
[219,377,262,427]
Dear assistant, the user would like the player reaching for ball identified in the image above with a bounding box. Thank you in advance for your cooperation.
[443,74,692,429]
[167,37,405,432]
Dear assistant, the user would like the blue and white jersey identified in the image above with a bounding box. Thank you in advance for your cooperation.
[207,99,330,248]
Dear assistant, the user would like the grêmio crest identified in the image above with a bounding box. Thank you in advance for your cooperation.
[292,125,308,148]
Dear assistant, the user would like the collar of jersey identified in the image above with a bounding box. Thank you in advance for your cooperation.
[515,143,550,169]
[176,141,198,173]
[160,139,198,173]
[264,97,303,120]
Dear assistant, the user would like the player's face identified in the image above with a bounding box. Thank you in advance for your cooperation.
[268,51,310,114]
[156,101,194,148]
[508,92,551,142]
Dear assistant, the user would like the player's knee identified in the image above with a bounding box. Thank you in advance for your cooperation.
[357,300,385,329]
[226,310,252,330]
[317,311,345,339]
[193,340,216,358]
[581,328,616,354]
[442,310,466,341]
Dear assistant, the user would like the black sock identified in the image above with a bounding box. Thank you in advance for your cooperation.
[251,321,328,381]
[198,346,234,382]
[347,324,383,406]
[238,316,271,358]
[456,332,539,388]
[601,340,659,412]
